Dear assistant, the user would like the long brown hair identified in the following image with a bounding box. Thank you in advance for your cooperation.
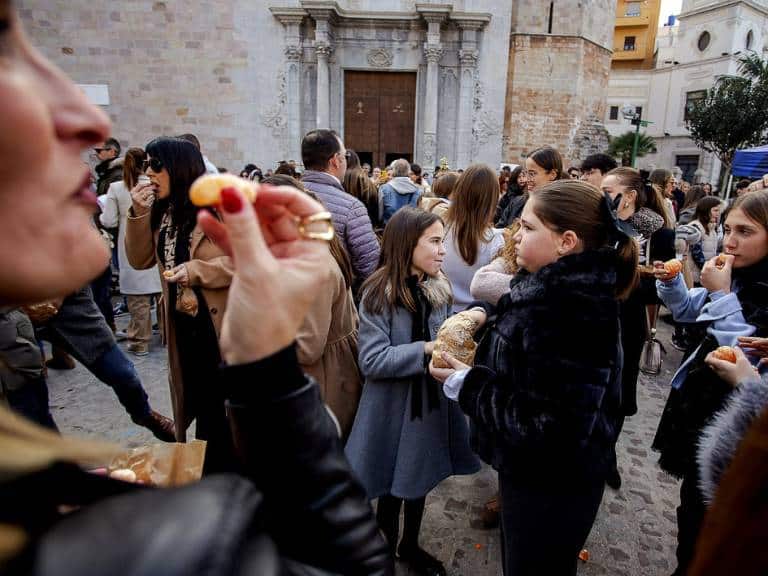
[528,146,566,181]
[445,164,499,265]
[122,147,147,190]
[608,167,673,228]
[263,174,354,289]
[531,180,639,299]
[682,184,707,211]
[432,171,459,199]
[343,168,381,228]
[731,190,768,233]
[361,207,442,314]
[695,196,722,230]
[495,220,522,274]
[649,168,673,201]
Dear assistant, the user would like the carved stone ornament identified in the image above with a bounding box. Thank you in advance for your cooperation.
[423,133,437,165]
[315,41,334,58]
[260,71,288,140]
[459,49,479,67]
[367,48,393,68]
[423,45,444,64]
[284,45,302,62]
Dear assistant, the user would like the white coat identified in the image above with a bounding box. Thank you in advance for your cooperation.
[100,181,162,295]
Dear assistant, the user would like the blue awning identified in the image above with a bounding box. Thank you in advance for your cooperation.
[732,144,768,179]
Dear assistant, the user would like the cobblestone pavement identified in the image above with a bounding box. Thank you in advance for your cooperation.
[47,312,684,576]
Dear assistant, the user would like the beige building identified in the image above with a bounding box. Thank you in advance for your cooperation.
[20,1,616,171]
[607,0,768,185]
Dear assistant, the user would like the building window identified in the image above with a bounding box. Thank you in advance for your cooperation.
[697,31,711,51]
[685,90,707,121]
[624,36,636,51]
[624,2,642,17]
[746,30,754,50]
[609,106,619,121]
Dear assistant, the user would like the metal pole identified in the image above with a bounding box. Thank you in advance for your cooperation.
[631,115,641,168]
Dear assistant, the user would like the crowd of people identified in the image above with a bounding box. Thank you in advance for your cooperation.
[1,4,768,575]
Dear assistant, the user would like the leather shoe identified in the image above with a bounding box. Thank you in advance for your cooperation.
[134,410,176,442]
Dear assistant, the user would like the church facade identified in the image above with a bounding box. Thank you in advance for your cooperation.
[19,0,616,171]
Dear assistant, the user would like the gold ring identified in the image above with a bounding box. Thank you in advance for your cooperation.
[296,211,335,241]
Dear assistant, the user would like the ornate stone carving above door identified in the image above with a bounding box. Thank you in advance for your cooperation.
[367,48,393,68]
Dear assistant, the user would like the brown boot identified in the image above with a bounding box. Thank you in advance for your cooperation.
[479,496,500,529]
[133,410,176,442]
[46,346,76,370]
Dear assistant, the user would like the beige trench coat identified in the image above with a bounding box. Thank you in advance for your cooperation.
[296,256,362,440]
[125,209,232,441]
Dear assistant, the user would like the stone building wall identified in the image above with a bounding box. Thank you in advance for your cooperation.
[19,0,287,172]
[503,0,615,164]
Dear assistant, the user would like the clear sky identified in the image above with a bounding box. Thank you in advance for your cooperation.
[659,0,684,25]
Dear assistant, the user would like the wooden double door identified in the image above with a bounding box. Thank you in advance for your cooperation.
[344,71,417,169]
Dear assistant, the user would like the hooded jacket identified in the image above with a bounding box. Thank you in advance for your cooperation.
[379,177,421,225]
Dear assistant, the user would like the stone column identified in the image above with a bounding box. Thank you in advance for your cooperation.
[419,8,448,169]
[315,42,333,128]
[285,45,303,163]
[271,8,307,162]
[422,45,443,168]
[456,49,478,169]
[306,6,336,129]
[453,16,489,168]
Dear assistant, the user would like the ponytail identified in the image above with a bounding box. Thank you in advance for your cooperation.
[532,180,639,300]
[615,234,639,300]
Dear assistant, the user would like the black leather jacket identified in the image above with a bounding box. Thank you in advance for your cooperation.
[1,346,391,576]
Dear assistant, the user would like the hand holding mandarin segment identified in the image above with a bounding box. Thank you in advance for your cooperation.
[197,184,333,365]
[129,182,156,216]
[705,346,757,387]
[700,254,734,294]
[163,264,188,286]
[652,260,675,282]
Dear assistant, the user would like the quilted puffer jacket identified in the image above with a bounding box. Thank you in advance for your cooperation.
[302,171,380,280]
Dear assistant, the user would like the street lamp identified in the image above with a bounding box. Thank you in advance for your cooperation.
[621,105,653,168]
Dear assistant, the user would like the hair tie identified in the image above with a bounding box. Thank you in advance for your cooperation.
[601,192,635,248]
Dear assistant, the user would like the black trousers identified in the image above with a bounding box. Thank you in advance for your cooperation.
[499,470,605,576]
[672,468,707,576]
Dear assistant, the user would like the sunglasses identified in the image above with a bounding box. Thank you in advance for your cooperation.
[142,158,164,173]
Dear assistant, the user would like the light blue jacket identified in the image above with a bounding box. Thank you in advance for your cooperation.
[656,274,756,389]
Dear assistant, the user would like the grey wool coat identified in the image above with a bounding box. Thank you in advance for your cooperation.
[345,274,480,500]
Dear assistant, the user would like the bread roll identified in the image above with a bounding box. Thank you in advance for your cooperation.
[189,174,258,207]
[432,311,478,369]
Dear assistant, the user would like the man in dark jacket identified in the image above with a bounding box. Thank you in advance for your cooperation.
[93,137,123,197]
[300,130,380,281]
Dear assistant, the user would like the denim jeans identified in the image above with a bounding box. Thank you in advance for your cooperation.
[45,286,151,420]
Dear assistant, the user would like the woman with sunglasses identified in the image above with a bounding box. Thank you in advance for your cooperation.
[126,137,236,473]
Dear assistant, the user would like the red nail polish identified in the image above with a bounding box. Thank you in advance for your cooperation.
[220,187,243,213]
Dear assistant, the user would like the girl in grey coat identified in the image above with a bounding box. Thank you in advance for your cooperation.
[346,207,480,576]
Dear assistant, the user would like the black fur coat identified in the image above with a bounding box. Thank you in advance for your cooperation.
[459,249,624,485]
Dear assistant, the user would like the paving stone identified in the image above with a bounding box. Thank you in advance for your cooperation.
[48,311,685,575]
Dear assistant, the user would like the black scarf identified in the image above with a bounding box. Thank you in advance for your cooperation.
[406,276,440,421]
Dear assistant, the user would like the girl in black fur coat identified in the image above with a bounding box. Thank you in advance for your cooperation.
[430,180,638,576]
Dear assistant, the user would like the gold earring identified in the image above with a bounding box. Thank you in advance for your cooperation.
[623,202,630,209]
